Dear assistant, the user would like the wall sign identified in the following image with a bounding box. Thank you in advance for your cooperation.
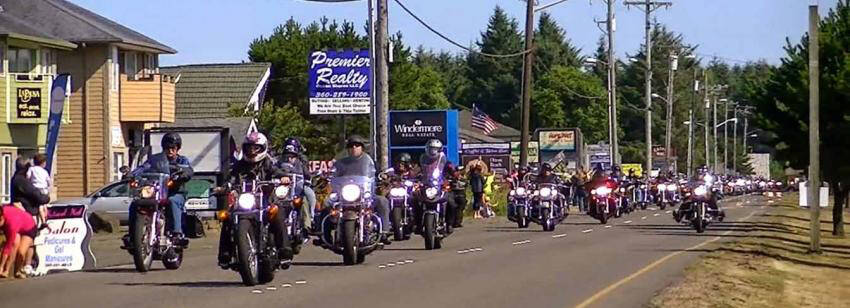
[389,111,448,147]
[35,204,96,274]
[17,87,42,118]
[308,49,371,115]
[539,130,576,151]
[510,141,538,164]
[461,143,512,175]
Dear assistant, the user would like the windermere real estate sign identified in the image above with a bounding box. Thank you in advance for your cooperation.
[308,49,371,115]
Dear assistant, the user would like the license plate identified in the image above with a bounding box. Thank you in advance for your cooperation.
[186,198,212,210]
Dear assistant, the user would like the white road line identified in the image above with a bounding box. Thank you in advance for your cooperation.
[624,220,632,224]
[512,240,532,245]
[378,265,387,269]
[457,249,471,254]
[387,263,396,267]
[552,233,567,238]
[295,280,307,285]
[405,259,414,264]
[251,290,263,294]
[665,211,672,214]
[641,216,647,220]
[582,229,594,233]
[281,284,292,288]
[396,261,406,265]
[653,213,660,217]
[266,287,277,291]
[472,247,484,252]
[604,225,612,229]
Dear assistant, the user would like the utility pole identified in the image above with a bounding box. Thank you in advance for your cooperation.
[519,0,535,168]
[723,100,729,175]
[703,72,710,169]
[713,96,718,174]
[808,2,821,253]
[625,0,672,177]
[742,115,749,155]
[665,53,677,172]
[607,0,619,164]
[686,109,693,178]
[733,106,739,174]
[375,0,389,170]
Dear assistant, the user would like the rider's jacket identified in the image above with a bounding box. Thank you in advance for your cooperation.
[536,173,562,185]
[335,153,377,179]
[132,153,194,195]
[230,157,285,187]
[448,168,467,192]
[418,152,447,184]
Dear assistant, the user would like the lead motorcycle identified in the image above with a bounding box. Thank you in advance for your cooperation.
[508,173,534,228]
[589,181,619,224]
[676,184,718,233]
[318,171,382,265]
[219,175,285,286]
[530,183,567,231]
[122,160,187,272]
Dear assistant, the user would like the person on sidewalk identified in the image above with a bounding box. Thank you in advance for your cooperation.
[468,162,486,219]
[0,204,37,278]
[26,153,52,225]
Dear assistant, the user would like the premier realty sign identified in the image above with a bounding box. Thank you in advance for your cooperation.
[308,49,371,115]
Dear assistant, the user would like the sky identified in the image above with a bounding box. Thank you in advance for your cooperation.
[69,0,839,66]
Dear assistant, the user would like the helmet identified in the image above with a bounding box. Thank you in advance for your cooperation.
[161,132,182,150]
[611,164,621,173]
[396,152,412,164]
[242,132,269,162]
[346,135,368,148]
[541,163,553,172]
[425,139,443,157]
[283,137,302,156]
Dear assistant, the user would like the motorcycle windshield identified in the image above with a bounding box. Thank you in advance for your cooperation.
[331,176,373,195]
[420,156,446,186]
[278,162,306,195]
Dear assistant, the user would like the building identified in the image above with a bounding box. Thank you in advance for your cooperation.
[0,16,77,202]
[0,0,178,197]
[159,63,271,148]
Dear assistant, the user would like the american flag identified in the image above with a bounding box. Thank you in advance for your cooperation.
[472,105,498,135]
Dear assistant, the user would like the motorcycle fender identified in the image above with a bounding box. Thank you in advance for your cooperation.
[342,210,359,221]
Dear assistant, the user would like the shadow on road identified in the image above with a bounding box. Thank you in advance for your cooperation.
[382,247,427,251]
[86,267,163,273]
[115,281,244,288]
[483,227,543,233]
[291,261,346,267]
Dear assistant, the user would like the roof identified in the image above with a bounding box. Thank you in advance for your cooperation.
[160,63,272,120]
[0,0,175,53]
[459,128,505,143]
[457,108,521,141]
[161,117,255,145]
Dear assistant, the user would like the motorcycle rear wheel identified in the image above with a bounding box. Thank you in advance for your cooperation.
[342,220,358,265]
[424,214,437,250]
[131,214,154,273]
[236,219,261,286]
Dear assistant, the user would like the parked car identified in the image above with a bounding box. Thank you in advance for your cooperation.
[55,180,132,224]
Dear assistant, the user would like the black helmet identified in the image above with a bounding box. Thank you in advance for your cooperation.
[346,135,368,148]
[541,163,553,172]
[396,152,412,164]
[161,132,182,149]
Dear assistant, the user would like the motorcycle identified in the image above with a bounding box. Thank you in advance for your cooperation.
[386,173,416,241]
[632,181,651,210]
[319,175,382,265]
[218,176,285,286]
[274,167,308,264]
[677,184,718,233]
[617,182,634,214]
[530,183,567,231]
[590,181,619,224]
[418,167,451,250]
[508,173,534,228]
[655,182,679,210]
[122,164,187,272]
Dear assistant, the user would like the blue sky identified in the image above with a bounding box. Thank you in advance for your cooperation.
[70,0,838,66]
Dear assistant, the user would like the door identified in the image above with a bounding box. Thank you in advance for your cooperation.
[90,181,132,222]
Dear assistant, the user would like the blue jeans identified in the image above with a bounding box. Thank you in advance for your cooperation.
[303,186,316,229]
[129,194,186,234]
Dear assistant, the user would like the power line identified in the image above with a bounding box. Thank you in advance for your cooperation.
[393,0,534,58]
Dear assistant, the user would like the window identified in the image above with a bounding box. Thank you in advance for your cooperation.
[111,46,119,90]
[8,47,35,73]
[112,152,125,181]
[1,153,11,203]
[40,49,56,75]
[0,43,5,75]
[99,182,130,198]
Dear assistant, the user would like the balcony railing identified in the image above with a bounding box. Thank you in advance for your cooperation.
[119,73,175,123]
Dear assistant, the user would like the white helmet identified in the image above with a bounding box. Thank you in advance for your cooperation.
[242,132,269,163]
[425,139,443,157]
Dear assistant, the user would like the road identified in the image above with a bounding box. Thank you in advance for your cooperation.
[0,195,770,308]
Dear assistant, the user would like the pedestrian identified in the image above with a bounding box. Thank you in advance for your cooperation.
[27,153,52,225]
[0,204,38,278]
[468,163,485,219]
[11,156,49,220]
[482,169,496,218]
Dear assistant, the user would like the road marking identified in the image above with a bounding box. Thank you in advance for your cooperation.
[574,209,760,308]
[604,225,612,229]
[665,211,672,214]
[405,259,414,264]
[512,240,532,245]
[624,220,632,224]
[472,247,484,252]
[641,216,647,220]
[251,290,263,294]
[378,265,387,269]
[295,280,307,285]
[387,263,396,267]
[281,283,292,288]
[266,287,277,291]
[582,229,593,233]
[396,261,406,265]
[458,248,483,254]
[552,233,567,238]
[457,249,471,254]
[654,213,660,217]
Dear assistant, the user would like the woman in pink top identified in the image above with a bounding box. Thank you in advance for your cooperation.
[0,204,36,278]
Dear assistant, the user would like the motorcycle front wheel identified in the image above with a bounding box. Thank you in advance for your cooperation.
[236,219,261,286]
[131,213,154,272]
[391,206,405,241]
[423,214,437,250]
[342,219,358,265]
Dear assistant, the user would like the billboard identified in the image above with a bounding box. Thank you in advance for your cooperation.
[308,49,371,115]
[461,143,512,175]
[389,110,459,165]
[539,130,576,151]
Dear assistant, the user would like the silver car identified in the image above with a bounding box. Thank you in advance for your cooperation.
[55,180,132,224]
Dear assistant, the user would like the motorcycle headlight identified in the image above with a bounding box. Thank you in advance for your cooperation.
[341,184,361,202]
[746,180,753,185]
[640,185,647,189]
[509,190,516,196]
[425,187,439,199]
[390,187,407,197]
[658,184,667,190]
[694,186,708,196]
[329,193,339,202]
[140,186,155,199]
[516,187,527,196]
[238,193,256,210]
[703,175,714,183]
[618,187,626,193]
[275,186,290,198]
[539,187,552,198]
[404,180,414,187]
[432,169,441,180]
[595,187,610,196]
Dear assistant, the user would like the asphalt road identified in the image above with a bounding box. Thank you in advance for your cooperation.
[0,194,771,308]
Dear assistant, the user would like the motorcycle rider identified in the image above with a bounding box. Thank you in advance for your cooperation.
[326,135,392,245]
[413,139,455,234]
[675,167,725,222]
[277,138,316,235]
[127,132,194,246]
[218,132,289,267]
[536,163,562,185]
[447,163,467,228]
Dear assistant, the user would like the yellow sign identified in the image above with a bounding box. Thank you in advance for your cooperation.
[621,163,643,177]
[539,130,575,151]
